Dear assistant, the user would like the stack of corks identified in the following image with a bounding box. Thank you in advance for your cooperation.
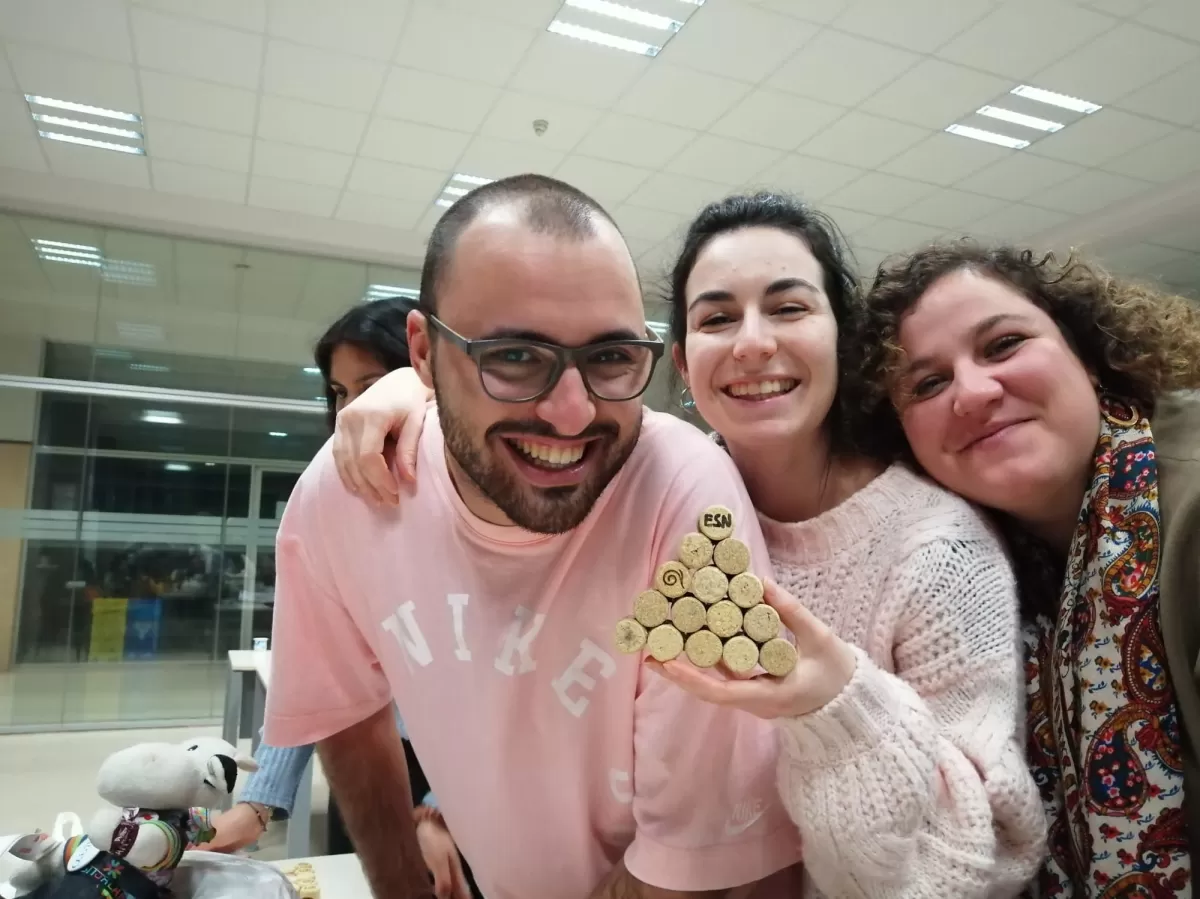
[614,505,797,677]
[283,862,320,899]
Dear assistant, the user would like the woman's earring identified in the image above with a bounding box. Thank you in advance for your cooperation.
[678,384,696,411]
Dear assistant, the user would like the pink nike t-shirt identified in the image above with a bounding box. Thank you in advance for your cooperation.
[264,408,803,898]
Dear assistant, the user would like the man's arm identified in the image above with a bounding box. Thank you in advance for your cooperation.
[318,704,433,899]
[589,860,725,899]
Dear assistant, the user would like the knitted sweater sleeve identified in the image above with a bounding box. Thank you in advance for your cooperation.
[775,532,1047,898]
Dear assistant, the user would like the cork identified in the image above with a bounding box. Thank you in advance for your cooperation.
[633,589,670,628]
[647,624,684,662]
[685,630,723,668]
[743,603,781,643]
[760,638,798,677]
[671,596,707,634]
[613,618,648,654]
[722,635,759,674]
[698,504,734,541]
[706,599,743,639]
[728,572,764,609]
[654,561,691,599]
[713,537,750,576]
[691,566,729,604]
[678,531,715,569]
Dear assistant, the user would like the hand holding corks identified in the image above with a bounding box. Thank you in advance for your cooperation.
[613,505,798,678]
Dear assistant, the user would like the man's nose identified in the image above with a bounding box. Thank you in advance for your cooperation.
[534,366,596,436]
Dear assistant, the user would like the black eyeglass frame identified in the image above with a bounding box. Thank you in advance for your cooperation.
[425,313,666,403]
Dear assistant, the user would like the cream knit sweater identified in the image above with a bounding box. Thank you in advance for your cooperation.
[760,464,1046,899]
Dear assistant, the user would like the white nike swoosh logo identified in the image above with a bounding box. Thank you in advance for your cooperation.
[724,808,766,836]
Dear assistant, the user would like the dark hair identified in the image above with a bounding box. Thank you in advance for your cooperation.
[666,191,880,460]
[314,296,416,432]
[419,173,617,315]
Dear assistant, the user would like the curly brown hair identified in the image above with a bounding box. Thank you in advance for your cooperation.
[850,240,1200,460]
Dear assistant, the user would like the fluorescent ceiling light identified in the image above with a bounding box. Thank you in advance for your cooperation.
[453,173,492,186]
[94,349,133,360]
[37,247,100,260]
[117,322,165,342]
[434,173,495,209]
[31,114,141,140]
[268,431,288,437]
[647,320,669,338]
[164,462,191,472]
[129,363,170,373]
[977,105,1063,133]
[365,284,419,300]
[102,259,157,286]
[442,186,470,198]
[38,131,146,155]
[303,366,321,375]
[34,239,99,253]
[945,123,1029,150]
[564,0,682,31]
[547,19,661,55]
[435,198,454,208]
[25,95,142,123]
[141,410,182,425]
[41,254,101,267]
[1010,85,1101,114]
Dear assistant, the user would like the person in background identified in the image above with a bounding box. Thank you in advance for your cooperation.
[858,243,1199,895]
[326,192,1046,897]
[201,297,476,899]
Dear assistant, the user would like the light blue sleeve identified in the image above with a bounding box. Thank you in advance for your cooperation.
[238,739,315,818]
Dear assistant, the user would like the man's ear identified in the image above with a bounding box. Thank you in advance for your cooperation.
[671,342,689,388]
[406,309,435,391]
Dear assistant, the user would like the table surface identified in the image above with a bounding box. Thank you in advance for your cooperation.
[272,854,368,899]
[228,648,269,672]
[253,649,273,687]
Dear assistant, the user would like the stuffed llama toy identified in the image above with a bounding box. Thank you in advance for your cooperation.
[6,736,257,897]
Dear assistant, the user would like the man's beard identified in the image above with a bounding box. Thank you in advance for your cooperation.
[435,382,640,535]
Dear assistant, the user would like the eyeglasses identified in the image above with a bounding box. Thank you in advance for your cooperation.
[425,313,665,403]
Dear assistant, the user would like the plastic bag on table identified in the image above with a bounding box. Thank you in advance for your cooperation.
[170,851,299,899]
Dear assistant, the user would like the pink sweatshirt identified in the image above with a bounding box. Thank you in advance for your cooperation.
[761,464,1046,898]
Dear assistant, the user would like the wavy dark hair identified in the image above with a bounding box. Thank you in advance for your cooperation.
[313,296,416,432]
[665,191,883,460]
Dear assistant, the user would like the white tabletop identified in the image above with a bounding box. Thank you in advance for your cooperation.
[228,648,270,672]
[273,854,368,899]
[253,649,273,688]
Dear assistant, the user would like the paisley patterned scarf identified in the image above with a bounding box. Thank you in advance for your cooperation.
[1025,397,1192,897]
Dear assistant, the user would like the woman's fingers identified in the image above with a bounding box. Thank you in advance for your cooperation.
[763,579,830,649]
[451,854,472,899]
[393,409,422,484]
[650,658,773,709]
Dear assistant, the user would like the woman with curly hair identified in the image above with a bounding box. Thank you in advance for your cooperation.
[857,243,1200,896]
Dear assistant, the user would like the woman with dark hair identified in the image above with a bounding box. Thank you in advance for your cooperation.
[856,244,1199,895]
[203,296,477,899]
[325,194,1047,897]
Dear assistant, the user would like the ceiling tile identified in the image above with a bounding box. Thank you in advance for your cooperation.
[880,131,1010,186]
[552,156,652,209]
[1102,129,1200,183]
[266,0,409,60]
[481,92,602,152]
[1137,0,1200,42]
[659,3,818,83]
[1032,22,1200,104]
[825,173,937,216]
[151,159,247,203]
[454,135,564,180]
[626,172,732,218]
[0,0,133,63]
[335,192,425,230]
[397,2,536,86]
[896,188,1008,231]
[710,90,845,152]
[819,205,878,236]
[799,112,928,169]
[1030,110,1176,167]
[376,68,499,133]
[1094,241,1191,275]
[346,158,446,205]
[144,120,252,173]
[508,32,650,108]
[360,118,471,169]
[263,40,387,113]
[5,44,140,112]
[833,0,997,54]
[1143,221,1200,253]
[0,49,13,93]
[968,203,1071,241]
[415,205,445,237]
[1083,0,1152,13]
[130,0,268,31]
[767,30,919,107]
[611,205,686,243]
[43,141,151,189]
[859,59,1010,130]
[575,114,697,169]
[749,154,865,200]
[616,65,750,131]
[252,140,353,188]
[852,218,947,252]
[0,90,30,131]
[255,95,368,155]
[0,129,48,173]
[138,71,258,134]
[956,153,1086,201]
[666,135,780,185]
[1034,170,1152,215]
[750,0,855,25]
[131,8,263,90]
[936,2,1116,79]
[248,176,340,216]
[1116,60,1200,127]
[435,0,560,29]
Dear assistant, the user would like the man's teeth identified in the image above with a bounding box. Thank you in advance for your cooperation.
[727,379,798,398]
[513,440,586,468]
